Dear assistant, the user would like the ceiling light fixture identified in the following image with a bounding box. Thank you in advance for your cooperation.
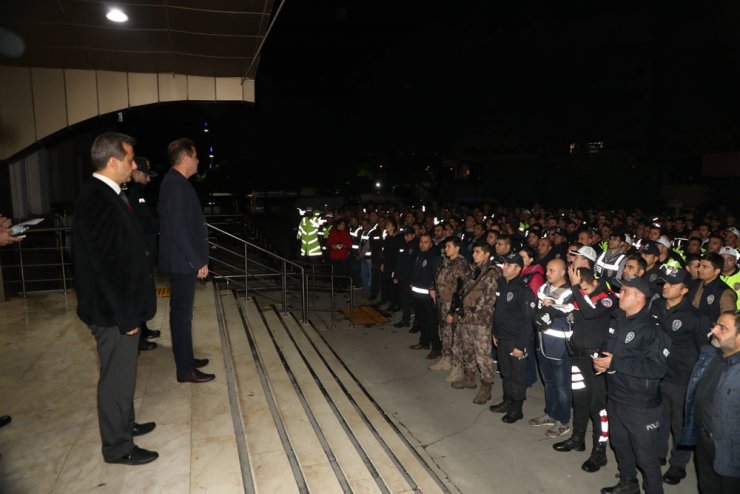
[106,8,128,23]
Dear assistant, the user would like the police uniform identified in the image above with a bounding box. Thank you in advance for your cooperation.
[602,283,671,494]
[435,255,469,360]
[650,275,711,480]
[452,261,501,399]
[689,277,738,323]
[491,267,535,421]
[393,234,417,327]
[409,247,442,352]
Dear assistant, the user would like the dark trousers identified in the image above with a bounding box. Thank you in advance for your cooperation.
[572,356,607,443]
[169,272,196,377]
[371,264,382,299]
[398,280,412,323]
[696,429,740,494]
[329,258,350,289]
[608,400,663,494]
[91,323,138,461]
[497,344,528,401]
[526,332,538,386]
[658,381,692,469]
[412,295,440,351]
[537,347,572,424]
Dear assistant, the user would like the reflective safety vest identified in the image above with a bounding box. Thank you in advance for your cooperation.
[594,251,625,278]
[350,226,362,251]
[720,269,740,310]
[297,216,322,257]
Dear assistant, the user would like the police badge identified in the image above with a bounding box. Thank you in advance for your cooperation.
[706,294,715,305]
[625,331,635,343]
[422,259,427,268]
[671,319,682,332]
[507,292,514,302]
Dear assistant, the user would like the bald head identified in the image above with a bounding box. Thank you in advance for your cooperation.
[546,258,567,286]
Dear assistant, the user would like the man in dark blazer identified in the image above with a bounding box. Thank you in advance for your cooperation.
[72,132,158,465]
[159,138,214,383]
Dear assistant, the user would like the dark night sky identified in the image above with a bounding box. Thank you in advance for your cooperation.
[254,0,740,184]
[30,0,740,203]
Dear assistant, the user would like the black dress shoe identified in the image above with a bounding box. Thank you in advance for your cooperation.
[662,466,686,485]
[409,343,429,350]
[0,415,11,428]
[393,320,410,328]
[143,328,161,340]
[132,422,156,437]
[177,369,215,383]
[105,446,159,466]
[192,358,209,369]
[600,479,640,494]
[139,340,157,351]
[408,326,420,334]
[425,350,441,360]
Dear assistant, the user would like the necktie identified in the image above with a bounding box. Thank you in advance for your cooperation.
[120,191,132,210]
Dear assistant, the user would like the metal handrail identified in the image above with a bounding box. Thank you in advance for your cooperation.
[207,223,308,323]
[304,273,354,329]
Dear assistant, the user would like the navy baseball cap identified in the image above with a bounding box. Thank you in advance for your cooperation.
[134,156,158,177]
[621,276,653,299]
[502,252,523,267]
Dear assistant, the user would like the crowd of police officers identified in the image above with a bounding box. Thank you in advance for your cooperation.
[306,203,739,494]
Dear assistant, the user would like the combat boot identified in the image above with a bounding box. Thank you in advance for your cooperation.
[489,396,513,413]
[445,363,463,383]
[472,380,492,404]
[502,400,524,423]
[582,442,608,472]
[553,433,586,452]
[428,355,451,371]
[451,372,477,389]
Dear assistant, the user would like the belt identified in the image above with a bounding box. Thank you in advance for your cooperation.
[542,329,573,339]
[411,286,430,295]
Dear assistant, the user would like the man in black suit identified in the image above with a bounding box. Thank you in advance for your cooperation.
[72,132,158,465]
[159,138,214,383]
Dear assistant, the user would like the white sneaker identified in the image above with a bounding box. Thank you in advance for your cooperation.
[545,421,570,438]
[528,414,556,427]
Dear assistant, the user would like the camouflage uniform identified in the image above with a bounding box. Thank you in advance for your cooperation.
[458,262,501,382]
[436,256,470,358]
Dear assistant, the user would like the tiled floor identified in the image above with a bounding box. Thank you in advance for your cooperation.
[0,284,701,494]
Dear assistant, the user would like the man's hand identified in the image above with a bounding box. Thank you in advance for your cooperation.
[197,264,209,279]
[126,327,140,336]
[492,335,499,347]
[429,289,436,303]
[446,314,454,324]
[568,264,581,286]
[0,215,11,230]
[511,347,524,358]
[593,352,612,373]
[0,230,23,246]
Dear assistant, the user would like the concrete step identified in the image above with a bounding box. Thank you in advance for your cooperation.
[219,287,451,493]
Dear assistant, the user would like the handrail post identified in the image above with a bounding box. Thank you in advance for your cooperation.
[349,278,354,328]
[18,241,26,298]
[301,267,307,324]
[330,274,335,329]
[58,228,69,307]
[282,259,287,315]
[244,242,249,298]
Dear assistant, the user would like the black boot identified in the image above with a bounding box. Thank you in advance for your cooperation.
[502,400,523,423]
[489,397,513,413]
[600,478,639,494]
[553,433,586,452]
[393,320,410,328]
[583,442,608,472]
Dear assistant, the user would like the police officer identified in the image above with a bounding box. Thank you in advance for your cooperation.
[393,227,417,329]
[719,246,740,309]
[430,236,469,374]
[451,242,501,405]
[408,233,442,359]
[127,156,161,349]
[689,252,738,323]
[640,241,663,295]
[595,276,671,494]
[650,266,711,485]
[554,266,617,474]
[490,251,535,422]
[594,231,628,286]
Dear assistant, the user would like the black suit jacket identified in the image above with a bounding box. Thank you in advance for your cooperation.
[72,177,156,332]
[158,169,209,274]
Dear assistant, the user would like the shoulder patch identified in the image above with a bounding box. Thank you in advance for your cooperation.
[671,319,682,332]
[625,331,635,344]
[601,298,613,308]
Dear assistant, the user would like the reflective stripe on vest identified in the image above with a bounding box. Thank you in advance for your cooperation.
[542,329,573,339]
[411,286,430,294]
[595,252,625,275]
